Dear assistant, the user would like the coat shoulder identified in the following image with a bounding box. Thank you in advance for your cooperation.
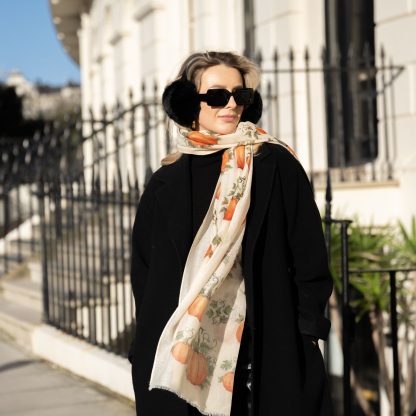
[136,156,187,212]
[264,142,314,192]
[264,142,304,173]
[142,158,182,194]
[148,163,174,185]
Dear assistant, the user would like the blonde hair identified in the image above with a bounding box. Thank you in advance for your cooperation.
[179,51,261,90]
[162,51,262,166]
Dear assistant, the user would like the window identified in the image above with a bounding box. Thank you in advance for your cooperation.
[243,0,255,59]
[324,0,377,168]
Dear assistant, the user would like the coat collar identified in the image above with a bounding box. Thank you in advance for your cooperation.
[154,143,276,274]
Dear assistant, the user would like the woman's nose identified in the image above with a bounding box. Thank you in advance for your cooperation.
[225,95,237,109]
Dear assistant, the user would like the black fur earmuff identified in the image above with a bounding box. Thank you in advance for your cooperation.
[241,90,262,125]
[162,73,263,128]
[162,75,201,128]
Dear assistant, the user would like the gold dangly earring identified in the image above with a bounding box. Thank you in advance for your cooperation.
[191,120,196,130]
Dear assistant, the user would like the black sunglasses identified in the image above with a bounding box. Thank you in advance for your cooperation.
[198,88,254,107]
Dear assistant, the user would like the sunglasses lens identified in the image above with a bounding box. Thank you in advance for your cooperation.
[234,89,253,106]
[206,89,230,106]
[202,88,254,106]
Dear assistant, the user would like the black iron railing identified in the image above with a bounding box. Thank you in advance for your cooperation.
[346,267,416,416]
[257,46,404,190]
[0,136,45,273]
[36,174,139,356]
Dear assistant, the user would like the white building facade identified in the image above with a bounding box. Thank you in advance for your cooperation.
[50,0,415,230]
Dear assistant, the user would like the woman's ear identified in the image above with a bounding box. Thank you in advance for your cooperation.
[162,78,200,128]
[240,90,263,124]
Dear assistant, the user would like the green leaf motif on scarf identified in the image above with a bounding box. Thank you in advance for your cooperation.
[212,235,222,246]
[225,176,247,201]
[206,299,233,325]
[220,359,234,371]
[236,313,245,323]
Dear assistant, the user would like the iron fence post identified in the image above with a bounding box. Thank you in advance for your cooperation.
[389,270,401,416]
[323,168,332,376]
[37,179,50,323]
[3,189,10,274]
[340,219,352,416]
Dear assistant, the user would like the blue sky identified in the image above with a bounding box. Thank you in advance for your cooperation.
[0,0,80,86]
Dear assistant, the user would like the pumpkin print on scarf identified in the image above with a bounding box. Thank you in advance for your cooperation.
[170,249,245,393]
[219,356,238,393]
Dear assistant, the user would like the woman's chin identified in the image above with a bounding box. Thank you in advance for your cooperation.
[215,122,239,135]
[199,120,239,135]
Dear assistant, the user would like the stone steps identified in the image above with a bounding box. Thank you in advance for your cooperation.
[0,258,134,401]
[1,274,42,312]
[0,264,42,349]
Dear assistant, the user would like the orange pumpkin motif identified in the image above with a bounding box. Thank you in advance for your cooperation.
[246,155,252,169]
[235,146,245,169]
[221,150,230,172]
[215,183,221,199]
[204,245,213,258]
[222,371,234,392]
[188,131,218,146]
[223,197,238,221]
[236,321,244,343]
[171,342,191,364]
[186,351,208,385]
[188,295,209,321]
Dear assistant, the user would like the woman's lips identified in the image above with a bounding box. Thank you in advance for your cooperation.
[219,115,237,122]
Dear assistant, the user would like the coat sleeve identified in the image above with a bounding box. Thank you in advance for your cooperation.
[278,148,333,340]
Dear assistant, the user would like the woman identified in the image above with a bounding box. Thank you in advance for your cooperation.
[129,51,334,416]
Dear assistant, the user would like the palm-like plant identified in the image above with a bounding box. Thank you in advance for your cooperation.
[325,214,416,415]
[394,216,416,413]
[396,216,416,264]
[328,217,397,316]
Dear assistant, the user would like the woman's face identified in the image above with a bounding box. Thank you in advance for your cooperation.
[197,64,244,134]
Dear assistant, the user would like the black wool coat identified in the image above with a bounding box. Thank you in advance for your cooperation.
[129,142,334,415]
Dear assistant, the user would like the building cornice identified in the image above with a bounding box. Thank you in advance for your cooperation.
[109,31,131,46]
[133,2,165,22]
[48,0,92,64]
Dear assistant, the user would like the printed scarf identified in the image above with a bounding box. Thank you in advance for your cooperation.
[149,121,298,416]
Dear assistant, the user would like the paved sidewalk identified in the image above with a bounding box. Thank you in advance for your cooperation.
[0,331,135,416]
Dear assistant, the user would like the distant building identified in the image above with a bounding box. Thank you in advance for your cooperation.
[5,71,80,120]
